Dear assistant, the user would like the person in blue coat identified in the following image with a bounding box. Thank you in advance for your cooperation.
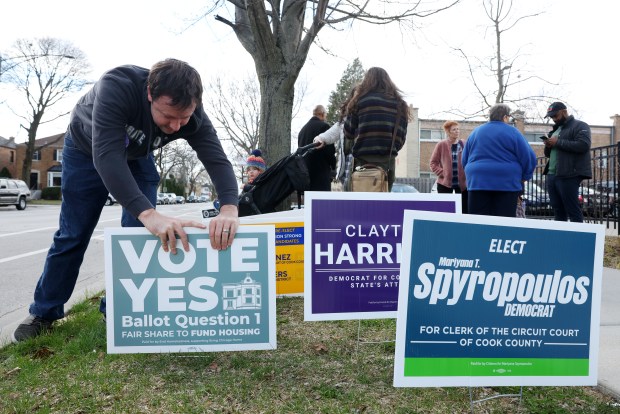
[461,103,537,217]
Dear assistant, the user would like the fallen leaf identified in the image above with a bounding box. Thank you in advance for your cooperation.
[4,367,21,377]
[313,343,328,354]
[33,347,54,359]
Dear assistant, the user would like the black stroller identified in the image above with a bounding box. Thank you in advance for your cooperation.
[238,142,318,217]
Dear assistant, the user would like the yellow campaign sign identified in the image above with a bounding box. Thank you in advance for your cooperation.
[272,222,305,295]
[241,218,305,296]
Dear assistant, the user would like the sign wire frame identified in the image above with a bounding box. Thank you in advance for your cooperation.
[468,386,523,413]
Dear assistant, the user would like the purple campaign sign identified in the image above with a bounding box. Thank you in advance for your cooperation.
[303,192,460,321]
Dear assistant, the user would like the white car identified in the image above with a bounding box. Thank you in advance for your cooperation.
[0,178,31,210]
[166,193,177,204]
[391,183,419,193]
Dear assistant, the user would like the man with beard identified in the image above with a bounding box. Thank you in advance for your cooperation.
[541,102,592,222]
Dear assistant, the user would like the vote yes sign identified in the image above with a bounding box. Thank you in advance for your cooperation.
[104,227,276,354]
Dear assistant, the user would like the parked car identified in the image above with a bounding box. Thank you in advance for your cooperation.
[522,189,551,215]
[595,180,618,194]
[156,192,167,205]
[165,193,177,204]
[594,180,618,217]
[391,183,419,193]
[522,182,551,215]
[0,178,31,210]
[105,193,116,206]
[187,195,197,203]
[579,186,608,218]
[198,195,209,203]
[175,195,185,204]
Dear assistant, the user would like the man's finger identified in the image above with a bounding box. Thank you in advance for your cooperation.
[168,229,178,255]
[226,231,235,247]
[181,219,206,229]
[179,231,191,252]
[160,237,169,253]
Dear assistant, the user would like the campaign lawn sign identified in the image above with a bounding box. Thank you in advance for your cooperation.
[105,226,276,354]
[303,191,460,321]
[393,211,604,387]
[240,211,305,296]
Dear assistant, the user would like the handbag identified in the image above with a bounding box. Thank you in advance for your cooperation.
[350,109,400,192]
[351,164,388,192]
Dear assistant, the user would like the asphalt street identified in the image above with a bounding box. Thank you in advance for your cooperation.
[0,201,206,346]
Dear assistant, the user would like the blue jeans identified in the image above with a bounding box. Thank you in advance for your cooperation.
[546,174,583,222]
[29,131,159,320]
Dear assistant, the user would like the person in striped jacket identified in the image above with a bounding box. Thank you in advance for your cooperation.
[343,67,410,191]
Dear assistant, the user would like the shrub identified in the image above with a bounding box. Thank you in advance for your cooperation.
[42,186,62,200]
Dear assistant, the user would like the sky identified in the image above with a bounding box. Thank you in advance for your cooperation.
[1,0,619,144]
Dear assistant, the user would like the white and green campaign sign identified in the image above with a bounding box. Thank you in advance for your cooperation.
[394,211,604,387]
[104,227,276,354]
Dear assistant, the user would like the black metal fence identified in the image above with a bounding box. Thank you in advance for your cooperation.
[524,143,619,233]
[398,142,619,234]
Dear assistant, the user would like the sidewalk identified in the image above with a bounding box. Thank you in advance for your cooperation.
[599,267,620,400]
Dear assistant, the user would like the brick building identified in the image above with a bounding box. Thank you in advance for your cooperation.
[396,108,620,180]
[0,136,17,177]
[7,133,65,190]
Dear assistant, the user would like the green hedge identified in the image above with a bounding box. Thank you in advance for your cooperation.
[41,186,62,200]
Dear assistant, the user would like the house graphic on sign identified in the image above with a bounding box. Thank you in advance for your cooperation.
[222,275,262,310]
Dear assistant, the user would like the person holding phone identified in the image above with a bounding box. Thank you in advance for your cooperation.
[541,102,592,222]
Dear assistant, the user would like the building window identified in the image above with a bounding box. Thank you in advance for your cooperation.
[48,172,62,187]
[10,151,14,163]
[54,149,63,162]
[32,151,41,161]
[420,129,444,141]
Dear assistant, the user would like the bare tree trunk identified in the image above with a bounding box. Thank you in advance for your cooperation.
[21,125,39,188]
[258,71,296,165]
[21,143,34,187]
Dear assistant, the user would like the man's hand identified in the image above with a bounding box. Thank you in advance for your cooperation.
[138,209,206,254]
[546,136,558,147]
[208,204,240,250]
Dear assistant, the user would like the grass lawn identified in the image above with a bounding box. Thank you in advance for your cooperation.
[1,295,619,414]
[28,199,61,206]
